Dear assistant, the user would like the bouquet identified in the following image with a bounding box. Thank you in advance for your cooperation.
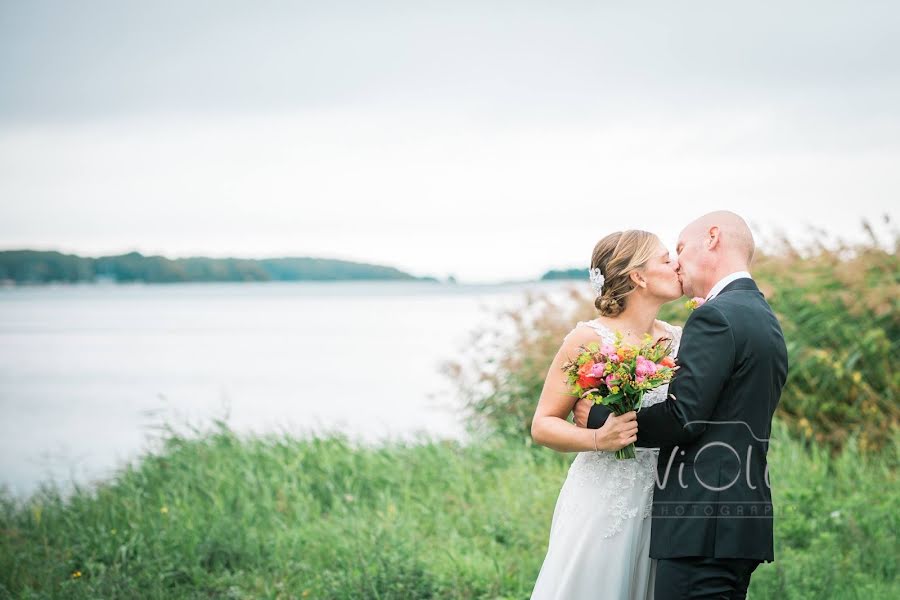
[562,331,678,459]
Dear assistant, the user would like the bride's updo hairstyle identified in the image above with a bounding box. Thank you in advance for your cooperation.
[590,230,660,317]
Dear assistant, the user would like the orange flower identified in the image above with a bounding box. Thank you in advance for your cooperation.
[577,361,602,389]
[660,356,676,368]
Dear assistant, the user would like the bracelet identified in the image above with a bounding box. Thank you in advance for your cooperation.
[592,428,599,452]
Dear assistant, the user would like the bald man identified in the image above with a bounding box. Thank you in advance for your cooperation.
[575,211,788,600]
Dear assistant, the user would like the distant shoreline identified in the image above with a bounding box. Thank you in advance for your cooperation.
[0,249,442,285]
[0,249,587,286]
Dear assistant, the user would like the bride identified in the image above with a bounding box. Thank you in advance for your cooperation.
[530,230,684,600]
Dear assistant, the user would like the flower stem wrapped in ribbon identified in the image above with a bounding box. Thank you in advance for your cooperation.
[562,331,678,459]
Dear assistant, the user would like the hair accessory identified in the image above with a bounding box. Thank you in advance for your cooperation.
[589,267,605,294]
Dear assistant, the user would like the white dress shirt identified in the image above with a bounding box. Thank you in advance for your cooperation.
[705,271,753,301]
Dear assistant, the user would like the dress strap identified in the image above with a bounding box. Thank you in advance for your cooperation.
[570,319,615,343]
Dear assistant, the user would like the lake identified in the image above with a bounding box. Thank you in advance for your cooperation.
[0,279,580,498]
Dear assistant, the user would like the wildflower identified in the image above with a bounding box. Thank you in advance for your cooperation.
[686,297,706,311]
[71,570,82,579]
[160,506,168,514]
[617,347,635,361]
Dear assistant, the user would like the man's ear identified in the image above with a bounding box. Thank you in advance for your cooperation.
[707,226,721,251]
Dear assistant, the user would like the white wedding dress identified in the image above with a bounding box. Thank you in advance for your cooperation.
[531,319,682,600]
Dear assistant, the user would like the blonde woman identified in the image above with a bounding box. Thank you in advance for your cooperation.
[530,230,684,600]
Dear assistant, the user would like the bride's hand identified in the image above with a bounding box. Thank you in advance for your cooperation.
[595,411,638,451]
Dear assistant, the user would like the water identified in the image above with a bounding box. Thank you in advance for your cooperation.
[0,279,579,498]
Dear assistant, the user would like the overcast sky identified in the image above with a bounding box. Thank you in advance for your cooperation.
[1,1,897,281]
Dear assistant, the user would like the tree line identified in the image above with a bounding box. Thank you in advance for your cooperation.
[0,250,435,284]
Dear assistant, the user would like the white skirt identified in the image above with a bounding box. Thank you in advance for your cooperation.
[531,448,659,600]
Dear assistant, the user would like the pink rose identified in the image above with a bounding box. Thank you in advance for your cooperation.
[605,374,619,387]
[635,356,656,377]
[600,344,616,357]
[590,362,606,377]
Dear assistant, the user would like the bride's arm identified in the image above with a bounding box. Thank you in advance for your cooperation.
[531,328,638,453]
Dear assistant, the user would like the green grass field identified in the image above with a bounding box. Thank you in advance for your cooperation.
[1,419,896,599]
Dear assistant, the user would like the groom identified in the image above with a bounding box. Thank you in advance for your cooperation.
[574,211,788,599]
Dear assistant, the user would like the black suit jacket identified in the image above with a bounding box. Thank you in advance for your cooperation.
[586,278,788,561]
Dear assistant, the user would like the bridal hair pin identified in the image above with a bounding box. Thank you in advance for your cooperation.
[589,267,605,294]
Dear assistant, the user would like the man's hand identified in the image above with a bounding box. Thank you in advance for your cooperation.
[573,396,595,428]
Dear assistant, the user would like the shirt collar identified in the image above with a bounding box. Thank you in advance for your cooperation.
[705,271,753,301]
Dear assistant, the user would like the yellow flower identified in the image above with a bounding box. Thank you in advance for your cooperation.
[160,506,169,514]
[71,570,82,579]
[685,297,706,311]
[852,371,862,384]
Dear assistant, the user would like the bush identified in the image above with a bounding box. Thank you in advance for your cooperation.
[753,220,899,452]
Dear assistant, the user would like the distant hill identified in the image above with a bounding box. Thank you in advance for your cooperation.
[0,250,436,285]
[540,267,585,281]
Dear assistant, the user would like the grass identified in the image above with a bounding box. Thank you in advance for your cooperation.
[1,419,896,599]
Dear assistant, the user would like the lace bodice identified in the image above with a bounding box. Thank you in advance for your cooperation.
[557,318,683,538]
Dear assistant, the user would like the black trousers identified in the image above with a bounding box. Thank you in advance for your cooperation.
[654,557,761,600]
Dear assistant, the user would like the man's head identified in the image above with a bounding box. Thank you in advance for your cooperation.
[675,211,755,298]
